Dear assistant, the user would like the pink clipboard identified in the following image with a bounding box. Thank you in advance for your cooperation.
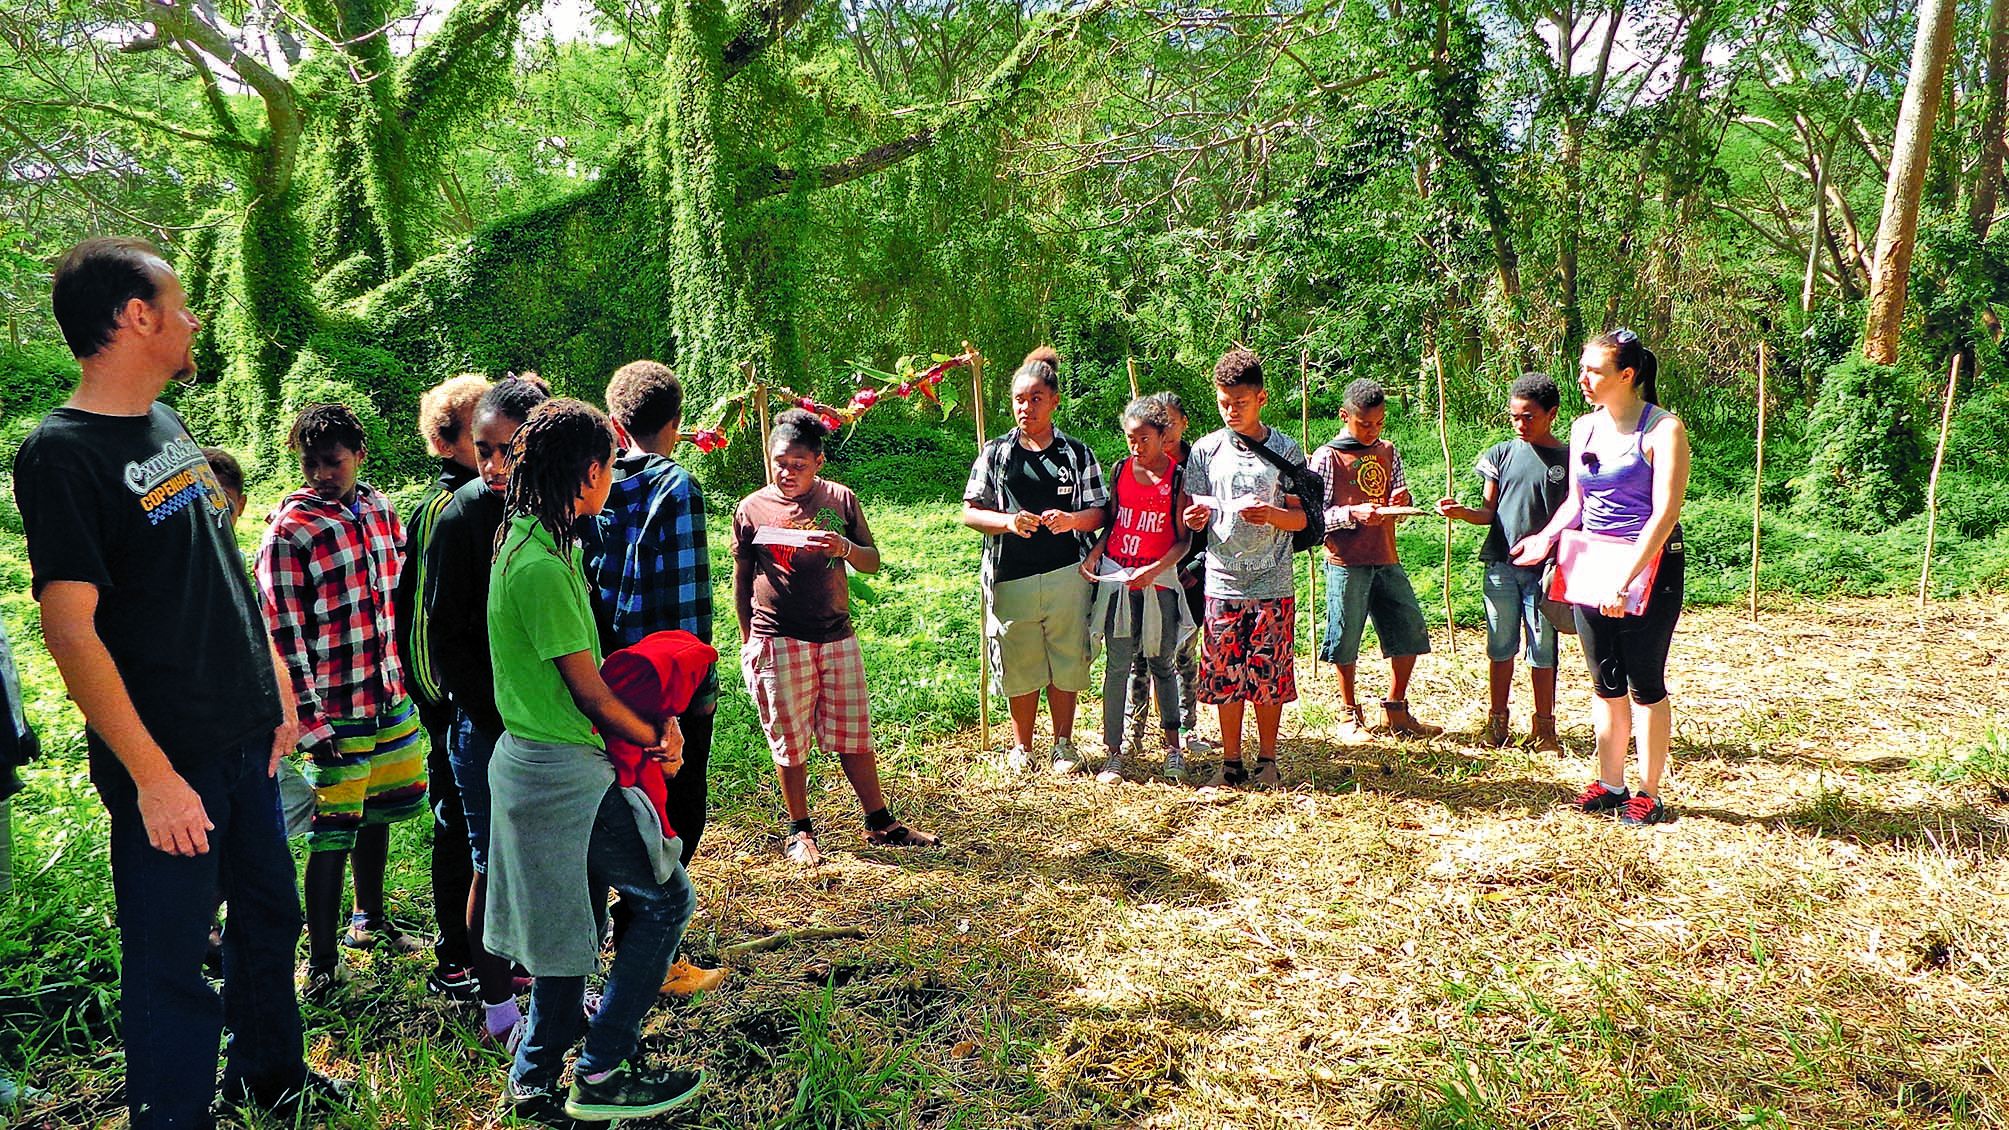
[1548,529,1659,615]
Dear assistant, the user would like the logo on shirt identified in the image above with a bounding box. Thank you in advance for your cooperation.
[124,436,232,527]
[1547,464,1567,484]
[1355,457,1390,502]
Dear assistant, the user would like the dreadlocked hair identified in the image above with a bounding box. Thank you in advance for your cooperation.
[504,399,615,557]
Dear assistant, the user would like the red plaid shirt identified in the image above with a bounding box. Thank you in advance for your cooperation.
[256,484,405,749]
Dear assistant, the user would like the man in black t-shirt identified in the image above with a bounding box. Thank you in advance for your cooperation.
[12,238,348,1129]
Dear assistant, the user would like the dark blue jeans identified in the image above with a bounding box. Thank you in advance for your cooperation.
[90,734,307,1130]
[511,786,694,1095]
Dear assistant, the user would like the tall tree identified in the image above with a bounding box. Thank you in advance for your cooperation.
[1862,0,1958,365]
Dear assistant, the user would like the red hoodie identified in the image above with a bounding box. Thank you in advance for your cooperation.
[600,630,719,839]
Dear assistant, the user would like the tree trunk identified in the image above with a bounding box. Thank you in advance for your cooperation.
[1970,0,2009,237]
[1863,0,1959,366]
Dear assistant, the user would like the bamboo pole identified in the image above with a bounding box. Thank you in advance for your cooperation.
[966,341,991,754]
[1749,343,1768,621]
[1433,352,1456,654]
[1919,351,1963,608]
[1126,355,1141,400]
[1301,349,1318,668]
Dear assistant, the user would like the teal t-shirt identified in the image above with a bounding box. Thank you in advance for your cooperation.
[488,515,602,748]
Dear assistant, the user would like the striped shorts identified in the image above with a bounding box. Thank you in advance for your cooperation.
[304,694,428,852]
[740,634,874,768]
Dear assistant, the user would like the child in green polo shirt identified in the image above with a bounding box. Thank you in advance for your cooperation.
[481,398,705,1127]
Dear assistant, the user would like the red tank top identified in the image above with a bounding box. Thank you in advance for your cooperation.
[1110,457,1177,569]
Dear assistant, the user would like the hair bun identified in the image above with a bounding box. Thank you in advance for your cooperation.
[1023,345,1060,369]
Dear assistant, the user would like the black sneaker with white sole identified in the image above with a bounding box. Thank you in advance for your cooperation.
[564,1062,703,1120]
[511,1088,589,1129]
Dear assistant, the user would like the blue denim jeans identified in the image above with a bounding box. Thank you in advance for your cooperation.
[510,786,695,1094]
[1482,561,1558,668]
[90,735,307,1129]
[448,710,499,872]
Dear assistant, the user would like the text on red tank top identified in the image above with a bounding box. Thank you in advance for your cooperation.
[1111,461,1176,568]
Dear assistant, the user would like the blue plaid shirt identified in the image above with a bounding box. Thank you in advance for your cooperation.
[582,450,713,656]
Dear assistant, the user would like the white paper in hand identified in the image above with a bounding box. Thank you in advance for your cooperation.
[753,526,823,547]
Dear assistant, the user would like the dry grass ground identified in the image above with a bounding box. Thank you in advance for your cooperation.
[11,594,2009,1129]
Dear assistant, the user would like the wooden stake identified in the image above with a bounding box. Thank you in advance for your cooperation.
[1301,349,1318,666]
[751,364,773,487]
[1920,351,1962,608]
[1749,343,1768,621]
[1433,352,1456,654]
[1126,355,1140,400]
[966,341,992,754]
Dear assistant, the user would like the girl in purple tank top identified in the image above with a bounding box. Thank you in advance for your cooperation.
[1510,329,1690,827]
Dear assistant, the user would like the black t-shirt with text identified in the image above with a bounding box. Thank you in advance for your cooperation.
[13,404,282,772]
[1475,438,1570,562]
[996,441,1087,584]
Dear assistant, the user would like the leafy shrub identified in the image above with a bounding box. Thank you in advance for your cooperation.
[1935,471,2009,541]
[1800,357,1928,532]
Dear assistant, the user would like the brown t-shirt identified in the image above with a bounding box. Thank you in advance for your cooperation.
[732,480,872,643]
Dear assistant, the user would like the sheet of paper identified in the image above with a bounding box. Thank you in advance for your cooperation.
[753,526,824,547]
[1095,562,1148,584]
[1190,493,1258,515]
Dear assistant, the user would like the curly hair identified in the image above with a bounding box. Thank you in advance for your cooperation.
[419,374,492,457]
[1342,378,1385,413]
[477,372,554,428]
[770,407,829,455]
[1509,372,1561,412]
[1213,348,1263,389]
[606,360,684,439]
[505,398,615,556]
[287,403,366,454]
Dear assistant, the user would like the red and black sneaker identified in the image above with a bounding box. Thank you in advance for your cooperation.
[1618,792,1669,827]
[1574,779,1630,815]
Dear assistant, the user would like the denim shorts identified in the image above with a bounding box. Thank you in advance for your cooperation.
[1483,561,1558,668]
[448,710,499,873]
[1319,562,1432,666]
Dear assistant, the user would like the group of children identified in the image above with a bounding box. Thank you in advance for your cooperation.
[215,363,937,1126]
[964,345,1607,795]
[201,331,1678,1125]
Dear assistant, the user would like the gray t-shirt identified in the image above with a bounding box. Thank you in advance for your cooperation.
[1475,439,1569,562]
[1186,426,1306,600]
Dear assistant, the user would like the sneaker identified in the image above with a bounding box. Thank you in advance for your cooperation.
[784,830,825,866]
[582,988,604,1020]
[510,1084,588,1130]
[219,1069,353,1120]
[661,958,728,997]
[1250,760,1281,788]
[1003,745,1033,773]
[1182,734,1216,756]
[427,964,482,1004]
[341,911,430,955]
[1050,737,1081,776]
[1618,793,1669,826]
[564,1062,704,1120]
[1095,748,1123,785]
[1162,746,1186,782]
[1574,780,1630,816]
[296,959,350,1003]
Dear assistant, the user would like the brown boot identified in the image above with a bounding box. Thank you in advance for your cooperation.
[1529,713,1563,754]
[1481,709,1511,748]
[1381,699,1443,738]
[1334,704,1374,745]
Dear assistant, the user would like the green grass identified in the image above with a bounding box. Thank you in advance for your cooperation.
[1,387,2006,1126]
